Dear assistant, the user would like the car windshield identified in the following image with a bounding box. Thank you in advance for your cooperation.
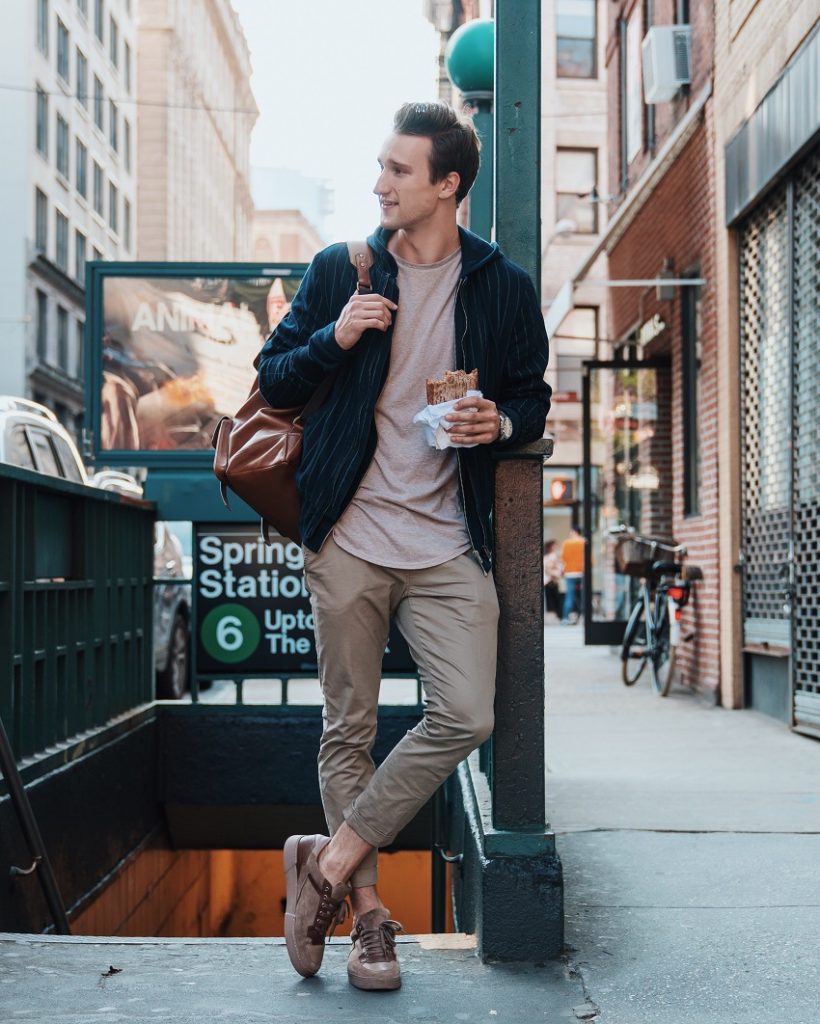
[28,429,61,476]
[5,426,36,470]
[52,434,85,483]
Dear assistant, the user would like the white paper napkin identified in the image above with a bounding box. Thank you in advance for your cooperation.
[412,390,484,450]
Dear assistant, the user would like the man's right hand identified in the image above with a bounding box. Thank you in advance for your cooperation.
[334,293,398,350]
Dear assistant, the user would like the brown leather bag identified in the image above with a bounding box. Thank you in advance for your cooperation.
[212,242,374,543]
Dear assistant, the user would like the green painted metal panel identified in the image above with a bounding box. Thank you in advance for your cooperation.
[495,0,541,292]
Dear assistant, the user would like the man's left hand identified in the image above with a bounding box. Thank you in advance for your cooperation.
[445,397,501,445]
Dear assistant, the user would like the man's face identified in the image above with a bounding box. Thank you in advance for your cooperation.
[373,133,456,230]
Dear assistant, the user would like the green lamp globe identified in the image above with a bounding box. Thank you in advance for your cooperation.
[445,18,494,94]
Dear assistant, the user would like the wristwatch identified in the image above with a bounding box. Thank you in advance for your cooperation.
[497,410,513,442]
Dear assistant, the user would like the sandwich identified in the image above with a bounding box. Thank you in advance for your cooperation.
[425,369,479,406]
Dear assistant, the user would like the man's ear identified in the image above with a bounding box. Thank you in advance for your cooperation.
[438,171,461,201]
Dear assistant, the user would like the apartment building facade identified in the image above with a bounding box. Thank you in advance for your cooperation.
[0,0,138,436]
[136,0,257,261]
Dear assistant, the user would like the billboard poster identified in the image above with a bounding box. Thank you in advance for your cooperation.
[97,269,303,455]
[194,524,416,677]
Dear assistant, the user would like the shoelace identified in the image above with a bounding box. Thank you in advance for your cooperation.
[352,918,403,963]
[309,885,349,943]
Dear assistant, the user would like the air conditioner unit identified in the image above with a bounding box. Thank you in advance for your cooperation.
[642,25,692,103]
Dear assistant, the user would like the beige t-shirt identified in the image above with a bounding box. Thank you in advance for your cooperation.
[332,246,471,568]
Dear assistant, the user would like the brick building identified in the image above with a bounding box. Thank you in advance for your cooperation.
[549,1,819,721]
[601,0,719,695]
[545,1,720,687]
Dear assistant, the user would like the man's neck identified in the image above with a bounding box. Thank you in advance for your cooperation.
[387,222,461,266]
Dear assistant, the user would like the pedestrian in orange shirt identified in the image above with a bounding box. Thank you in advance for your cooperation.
[560,526,585,624]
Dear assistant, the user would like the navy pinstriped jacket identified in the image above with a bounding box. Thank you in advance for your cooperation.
[257,225,551,572]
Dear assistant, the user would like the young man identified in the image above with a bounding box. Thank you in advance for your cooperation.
[258,102,550,991]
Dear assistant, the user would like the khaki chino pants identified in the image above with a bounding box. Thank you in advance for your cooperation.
[303,537,499,888]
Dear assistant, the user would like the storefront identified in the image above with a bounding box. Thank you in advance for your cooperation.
[726,29,820,733]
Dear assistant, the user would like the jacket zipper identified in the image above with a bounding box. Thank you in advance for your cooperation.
[456,279,490,576]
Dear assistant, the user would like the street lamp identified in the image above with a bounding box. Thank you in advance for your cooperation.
[445,18,494,241]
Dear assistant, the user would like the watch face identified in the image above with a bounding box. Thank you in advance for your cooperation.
[500,414,512,440]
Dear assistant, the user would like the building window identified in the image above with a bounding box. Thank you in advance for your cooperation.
[35,188,48,252]
[57,18,70,81]
[76,319,84,377]
[75,228,86,282]
[36,86,48,156]
[76,138,88,197]
[682,281,702,515]
[93,161,104,215]
[124,119,131,172]
[93,75,104,130]
[109,16,118,67]
[109,99,118,151]
[55,209,69,270]
[556,0,596,78]
[123,197,131,250]
[56,113,69,178]
[94,0,104,43]
[37,0,49,54]
[78,0,87,18]
[554,307,598,400]
[36,290,49,360]
[624,7,643,165]
[124,40,132,93]
[556,149,597,234]
[109,181,118,233]
[76,48,88,106]
[92,246,103,262]
[57,306,69,370]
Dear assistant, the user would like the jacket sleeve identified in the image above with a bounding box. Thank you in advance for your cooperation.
[496,270,552,446]
[257,247,354,408]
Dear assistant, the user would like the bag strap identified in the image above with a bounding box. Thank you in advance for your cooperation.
[298,241,375,423]
[347,241,374,294]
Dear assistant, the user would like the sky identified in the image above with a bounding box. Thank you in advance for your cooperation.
[231,0,440,242]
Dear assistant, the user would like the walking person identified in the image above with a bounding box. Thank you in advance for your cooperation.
[560,525,585,623]
[257,101,551,990]
[543,539,563,619]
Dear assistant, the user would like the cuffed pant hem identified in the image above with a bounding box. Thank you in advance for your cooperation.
[350,868,379,888]
[344,806,394,850]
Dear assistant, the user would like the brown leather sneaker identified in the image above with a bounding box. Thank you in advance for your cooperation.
[347,907,403,991]
[283,834,351,978]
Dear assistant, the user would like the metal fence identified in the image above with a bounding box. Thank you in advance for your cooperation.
[0,464,155,761]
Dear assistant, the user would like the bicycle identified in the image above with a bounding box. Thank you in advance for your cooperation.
[609,526,703,696]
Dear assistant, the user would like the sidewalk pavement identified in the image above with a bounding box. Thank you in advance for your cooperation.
[2,627,818,1023]
[546,622,820,1024]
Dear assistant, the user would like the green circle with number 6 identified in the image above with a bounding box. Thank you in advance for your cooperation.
[201,604,260,664]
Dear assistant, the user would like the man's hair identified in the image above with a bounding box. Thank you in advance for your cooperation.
[392,102,480,205]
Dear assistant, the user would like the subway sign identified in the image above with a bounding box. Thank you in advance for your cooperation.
[194,524,414,676]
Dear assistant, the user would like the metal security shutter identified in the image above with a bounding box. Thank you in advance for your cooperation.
[792,149,820,732]
[739,184,791,648]
[739,144,820,732]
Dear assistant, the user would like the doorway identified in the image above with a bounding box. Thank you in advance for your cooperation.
[581,359,673,645]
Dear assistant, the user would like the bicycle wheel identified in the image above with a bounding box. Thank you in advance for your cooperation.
[621,598,648,686]
[650,597,676,696]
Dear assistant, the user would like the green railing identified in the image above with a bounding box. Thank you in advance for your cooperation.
[0,464,155,762]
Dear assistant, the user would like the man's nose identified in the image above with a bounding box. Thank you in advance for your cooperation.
[373,169,387,195]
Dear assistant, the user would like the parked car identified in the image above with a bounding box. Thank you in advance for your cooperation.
[0,397,191,699]
[0,397,88,483]
[87,471,192,701]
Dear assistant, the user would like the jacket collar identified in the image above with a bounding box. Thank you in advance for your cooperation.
[367,225,501,278]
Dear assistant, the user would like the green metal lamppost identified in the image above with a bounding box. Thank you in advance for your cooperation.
[445,18,494,242]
